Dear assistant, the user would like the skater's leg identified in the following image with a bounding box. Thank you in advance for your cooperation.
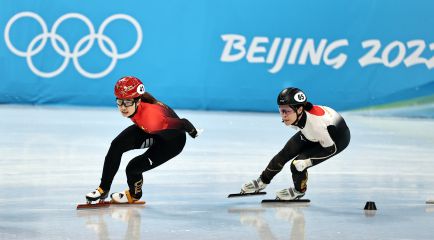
[99,125,154,192]
[124,131,186,199]
[259,132,312,184]
[290,161,309,193]
[289,125,350,192]
[290,145,332,193]
[241,132,312,194]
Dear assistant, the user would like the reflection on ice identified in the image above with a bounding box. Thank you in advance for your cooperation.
[228,203,308,240]
[77,206,144,240]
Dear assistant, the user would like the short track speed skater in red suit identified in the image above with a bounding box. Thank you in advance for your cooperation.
[78,76,201,209]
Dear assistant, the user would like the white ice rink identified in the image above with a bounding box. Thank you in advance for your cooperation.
[0,105,433,240]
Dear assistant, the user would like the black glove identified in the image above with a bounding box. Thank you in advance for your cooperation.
[182,118,198,138]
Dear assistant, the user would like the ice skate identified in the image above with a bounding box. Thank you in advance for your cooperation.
[110,190,145,205]
[276,187,305,200]
[228,178,267,198]
[85,187,109,203]
[261,187,310,203]
[241,177,267,194]
[77,187,111,209]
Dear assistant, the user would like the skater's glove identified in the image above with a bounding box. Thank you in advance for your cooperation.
[293,159,312,172]
[182,118,198,138]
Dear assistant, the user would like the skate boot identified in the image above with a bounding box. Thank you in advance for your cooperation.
[241,177,267,194]
[86,187,109,202]
[110,190,140,204]
[276,187,305,200]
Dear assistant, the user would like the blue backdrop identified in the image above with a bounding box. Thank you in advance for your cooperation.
[1,0,433,111]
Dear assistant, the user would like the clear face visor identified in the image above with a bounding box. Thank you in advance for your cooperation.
[116,98,136,107]
[278,105,295,115]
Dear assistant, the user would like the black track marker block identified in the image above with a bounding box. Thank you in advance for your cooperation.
[364,201,377,210]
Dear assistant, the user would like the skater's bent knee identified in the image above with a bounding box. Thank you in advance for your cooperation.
[125,161,142,175]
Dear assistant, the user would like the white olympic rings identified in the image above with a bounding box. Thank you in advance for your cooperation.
[4,11,142,78]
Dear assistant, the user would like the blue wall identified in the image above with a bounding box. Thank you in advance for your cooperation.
[1,0,433,111]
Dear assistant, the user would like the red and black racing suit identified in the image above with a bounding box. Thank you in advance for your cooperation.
[99,101,189,199]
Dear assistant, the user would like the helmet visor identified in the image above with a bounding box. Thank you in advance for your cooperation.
[116,99,135,107]
[278,105,295,115]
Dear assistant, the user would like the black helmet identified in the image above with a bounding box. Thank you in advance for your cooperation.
[277,87,307,108]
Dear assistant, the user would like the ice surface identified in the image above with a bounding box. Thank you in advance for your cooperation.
[0,105,433,240]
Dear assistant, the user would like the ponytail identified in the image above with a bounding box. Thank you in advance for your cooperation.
[138,92,179,117]
[304,102,313,111]
[140,92,158,104]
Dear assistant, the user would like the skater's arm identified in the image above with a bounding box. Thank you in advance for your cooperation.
[323,145,336,154]
[142,116,198,138]
[305,126,338,166]
[318,125,336,153]
[165,118,198,138]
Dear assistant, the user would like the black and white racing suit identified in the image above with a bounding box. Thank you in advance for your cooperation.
[260,105,350,193]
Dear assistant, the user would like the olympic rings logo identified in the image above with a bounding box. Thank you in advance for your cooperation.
[4,11,142,79]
